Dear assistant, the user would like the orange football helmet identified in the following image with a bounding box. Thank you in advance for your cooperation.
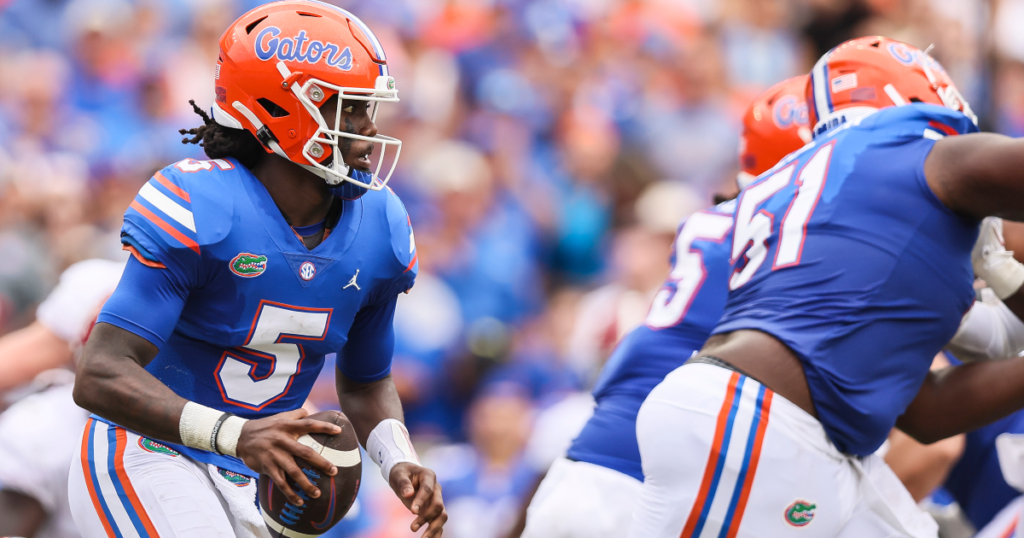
[212,0,400,190]
[738,75,812,188]
[807,36,976,138]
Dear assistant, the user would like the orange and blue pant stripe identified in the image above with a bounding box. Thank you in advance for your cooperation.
[81,418,161,538]
[680,372,774,538]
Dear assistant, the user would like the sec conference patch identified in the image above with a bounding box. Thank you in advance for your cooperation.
[784,500,816,527]
[230,252,268,277]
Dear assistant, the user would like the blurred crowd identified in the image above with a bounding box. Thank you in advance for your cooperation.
[0,0,1016,536]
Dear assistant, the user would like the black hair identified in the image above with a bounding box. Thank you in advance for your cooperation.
[179,100,266,170]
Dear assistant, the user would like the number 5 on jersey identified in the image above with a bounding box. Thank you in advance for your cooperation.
[730,142,834,290]
[646,212,734,329]
[215,301,332,410]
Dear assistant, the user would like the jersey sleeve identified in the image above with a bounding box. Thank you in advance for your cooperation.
[336,294,398,383]
[97,255,190,349]
[384,187,418,297]
[120,166,203,286]
[335,190,416,383]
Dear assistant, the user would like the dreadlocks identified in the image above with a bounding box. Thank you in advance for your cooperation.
[179,100,266,170]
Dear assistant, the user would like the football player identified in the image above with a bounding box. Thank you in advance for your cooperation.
[0,258,123,538]
[630,36,1024,538]
[519,76,812,538]
[68,3,446,537]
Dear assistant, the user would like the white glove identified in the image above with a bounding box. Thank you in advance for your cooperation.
[972,217,1024,300]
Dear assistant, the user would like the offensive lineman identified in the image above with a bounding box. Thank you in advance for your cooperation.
[69,3,446,537]
[520,76,813,538]
[631,36,1024,538]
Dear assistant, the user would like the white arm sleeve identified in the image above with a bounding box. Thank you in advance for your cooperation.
[35,259,125,343]
[947,288,1024,362]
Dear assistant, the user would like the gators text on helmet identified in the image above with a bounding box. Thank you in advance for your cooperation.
[212,0,401,190]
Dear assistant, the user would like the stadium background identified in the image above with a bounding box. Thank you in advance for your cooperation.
[0,0,1017,536]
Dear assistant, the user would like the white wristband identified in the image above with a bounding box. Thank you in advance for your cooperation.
[366,418,419,482]
[179,402,248,458]
[216,415,247,457]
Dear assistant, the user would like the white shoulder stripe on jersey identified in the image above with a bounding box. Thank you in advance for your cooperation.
[924,129,945,140]
[297,434,361,467]
[139,183,196,233]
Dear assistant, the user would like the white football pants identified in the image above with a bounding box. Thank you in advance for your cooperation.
[631,361,938,538]
[68,418,270,538]
[521,457,642,538]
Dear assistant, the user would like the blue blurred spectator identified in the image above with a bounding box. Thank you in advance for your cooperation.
[429,379,537,538]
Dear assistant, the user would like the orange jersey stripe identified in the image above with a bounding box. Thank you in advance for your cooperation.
[130,201,201,255]
[153,171,190,203]
[81,419,117,538]
[724,391,774,538]
[404,253,418,273]
[1000,514,1019,538]
[113,428,161,537]
[122,244,167,269]
[680,372,741,538]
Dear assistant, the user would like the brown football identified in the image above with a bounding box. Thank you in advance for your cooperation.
[259,410,362,537]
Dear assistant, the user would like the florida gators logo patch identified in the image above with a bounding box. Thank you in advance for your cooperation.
[784,500,816,527]
[138,438,179,456]
[231,253,268,278]
[218,468,251,487]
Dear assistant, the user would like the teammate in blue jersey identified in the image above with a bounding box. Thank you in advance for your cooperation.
[631,36,1024,538]
[68,3,446,537]
[518,76,812,538]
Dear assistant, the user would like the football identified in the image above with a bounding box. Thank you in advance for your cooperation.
[259,410,362,537]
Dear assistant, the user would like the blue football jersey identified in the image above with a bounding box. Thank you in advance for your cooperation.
[714,104,980,456]
[97,157,418,476]
[944,409,1024,529]
[567,201,735,481]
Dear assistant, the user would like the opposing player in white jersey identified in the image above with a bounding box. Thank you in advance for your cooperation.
[631,36,1024,538]
[519,76,812,538]
[0,258,124,538]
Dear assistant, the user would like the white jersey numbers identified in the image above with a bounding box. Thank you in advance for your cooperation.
[174,158,235,173]
[730,166,793,290]
[730,143,835,291]
[646,212,734,329]
[774,143,834,269]
[216,302,331,410]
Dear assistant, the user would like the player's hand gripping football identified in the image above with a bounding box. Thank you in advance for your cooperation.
[391,461,448,537]
[235,408,342,505]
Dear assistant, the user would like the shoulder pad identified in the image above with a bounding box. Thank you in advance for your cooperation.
[868,104,979,139]
[383,187,418,276]
[122,159,238,275]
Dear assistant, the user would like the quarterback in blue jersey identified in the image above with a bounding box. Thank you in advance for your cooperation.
[518,76,812,538]
[631,36,1024,538]
[68,3,446,537]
